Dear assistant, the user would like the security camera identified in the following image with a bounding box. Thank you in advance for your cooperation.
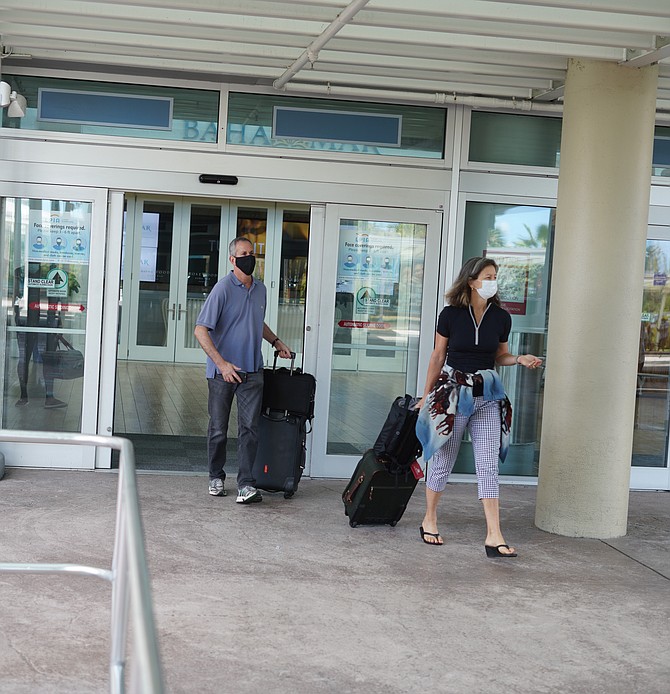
[0,81,11,108]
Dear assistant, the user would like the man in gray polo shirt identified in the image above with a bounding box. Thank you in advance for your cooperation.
[194,236,291,504]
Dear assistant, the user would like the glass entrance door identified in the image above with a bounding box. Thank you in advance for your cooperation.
[632,225,670,490]
[229,203,311,366]
[452,198,554,479]
[0,183,108,468]
[175,202,226,362]
[121,197,311,366]
[124,198,225,363]
[111,197,311,461]
[310,205,442,479]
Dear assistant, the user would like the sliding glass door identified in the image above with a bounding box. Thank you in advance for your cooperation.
[310,204,442,479]
[0,183,107,468]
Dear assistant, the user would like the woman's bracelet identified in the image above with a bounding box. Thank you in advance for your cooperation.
[515,355,522,365]
[271,337,280,347]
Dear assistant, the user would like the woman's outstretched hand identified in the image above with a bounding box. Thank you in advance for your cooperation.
[518,354,543,369]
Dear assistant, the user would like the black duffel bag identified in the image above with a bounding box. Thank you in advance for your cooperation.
[262,351,316,420]
[42,336,85,380]
[373,394,423,472]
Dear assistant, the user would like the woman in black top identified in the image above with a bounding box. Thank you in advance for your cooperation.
[416,256,542,557]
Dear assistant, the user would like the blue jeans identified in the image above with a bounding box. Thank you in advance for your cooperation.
[207,371,264,489]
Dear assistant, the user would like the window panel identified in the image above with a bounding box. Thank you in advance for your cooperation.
[1,75,218,143]
[469,111,562,168]
[227,92,445,159]
[455,201,555,476]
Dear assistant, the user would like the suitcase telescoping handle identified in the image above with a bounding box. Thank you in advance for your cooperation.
[273,350,297,374]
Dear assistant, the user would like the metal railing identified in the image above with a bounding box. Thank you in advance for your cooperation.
[0,430,164,694]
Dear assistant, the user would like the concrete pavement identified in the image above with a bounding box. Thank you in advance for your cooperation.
[1,468,669,693]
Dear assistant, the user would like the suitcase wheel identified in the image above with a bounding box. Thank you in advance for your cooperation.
[390,520,398,527]
[283,491,294,499]
[349,519,359,528]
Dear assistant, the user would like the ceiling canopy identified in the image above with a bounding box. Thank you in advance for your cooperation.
[2,0,670,109]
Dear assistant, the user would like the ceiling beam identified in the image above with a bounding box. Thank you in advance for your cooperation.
[532,84,566,102]
[339,24,628,60]
[363,0,670,34]
[317,49,566,81]
[310,61,553,91]
[274,0,371,89]
[478,0,670,19]
[288,70,535,99]
[622,37,670,67]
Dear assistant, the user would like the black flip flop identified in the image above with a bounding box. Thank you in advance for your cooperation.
[485,544,517,558]
[420,525,443,546]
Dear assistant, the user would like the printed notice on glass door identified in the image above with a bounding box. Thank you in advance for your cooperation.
[28,208,92,265]
[486,249,531,316]
[336,224,401,297]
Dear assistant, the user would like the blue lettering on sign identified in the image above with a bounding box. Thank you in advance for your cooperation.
[202,122,217,141]
[183,121,383,153]
[227,123,243,144]
[249,126,272,145]
[183,120,218,142]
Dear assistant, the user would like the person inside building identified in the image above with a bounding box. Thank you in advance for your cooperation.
[194,236,291,504]
[415,256,542,557]
[13,264,66,409]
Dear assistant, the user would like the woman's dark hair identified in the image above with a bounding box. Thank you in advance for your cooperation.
[445,256,500,308]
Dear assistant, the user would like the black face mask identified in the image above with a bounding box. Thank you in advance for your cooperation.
[235,254,256,276]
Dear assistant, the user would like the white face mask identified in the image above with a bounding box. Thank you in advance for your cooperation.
[475,280,498,300]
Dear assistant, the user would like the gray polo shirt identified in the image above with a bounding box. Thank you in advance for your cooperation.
[195,271,267,378]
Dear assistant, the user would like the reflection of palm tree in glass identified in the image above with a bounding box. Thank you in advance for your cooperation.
[488,228,505,247]
[642,245,668,313]
[642,243,670,350]
[645,243,665,274]
[518,223,549,248]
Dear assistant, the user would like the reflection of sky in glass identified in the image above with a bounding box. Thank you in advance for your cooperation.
[494,206,552,246]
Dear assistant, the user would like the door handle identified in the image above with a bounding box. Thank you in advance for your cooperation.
[177,303,187,320]
[167,302,176,319]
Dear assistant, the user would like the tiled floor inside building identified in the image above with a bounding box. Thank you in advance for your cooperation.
[112,360,403,471]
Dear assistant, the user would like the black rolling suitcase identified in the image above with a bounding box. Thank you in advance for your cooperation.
[342,449,420,527]
[254,411,308,498]
[252,351,316,498]
[342,394,423,527]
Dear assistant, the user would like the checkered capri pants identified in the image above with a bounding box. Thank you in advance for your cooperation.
[426,396,502,499]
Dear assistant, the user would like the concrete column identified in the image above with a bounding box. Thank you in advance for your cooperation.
[535,59,658,538]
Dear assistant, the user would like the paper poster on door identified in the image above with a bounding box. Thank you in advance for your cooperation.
[28,209,91,265]
[486,250,529,316]
[121,212,160,282]
[336,226,401,297]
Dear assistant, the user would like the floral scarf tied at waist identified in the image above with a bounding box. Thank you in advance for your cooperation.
[416,366,512,463]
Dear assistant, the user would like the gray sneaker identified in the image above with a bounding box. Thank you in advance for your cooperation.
[208,478,227,496]
[236,485,262,504]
